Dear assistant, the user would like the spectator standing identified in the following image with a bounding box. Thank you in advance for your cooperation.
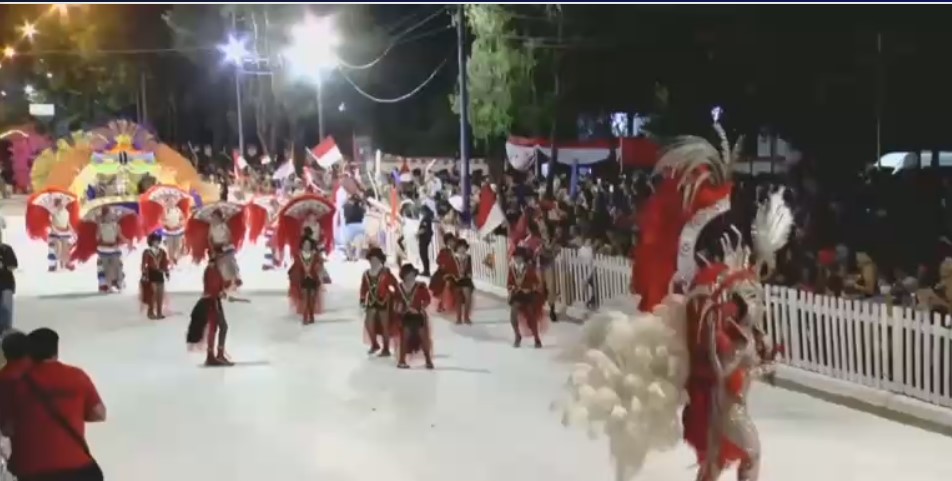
[4,328,105,481]
[0,229,17,335]
[417,207,434,276]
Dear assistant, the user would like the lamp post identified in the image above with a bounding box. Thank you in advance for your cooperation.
[219,34,250,155]
[284,15,339,141]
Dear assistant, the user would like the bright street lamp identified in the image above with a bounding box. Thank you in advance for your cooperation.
[219,34,250,156]
[283,14,339,140]
[19,22,38,41]
[3,47,15,59]
[24,85,35,95]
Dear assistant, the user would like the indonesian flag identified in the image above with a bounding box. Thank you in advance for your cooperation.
[310,137,343,169]
[272,159,295,180]
[476,183,506,238]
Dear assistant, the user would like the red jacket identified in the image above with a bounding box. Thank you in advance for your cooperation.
[360,268,396,307]
[290,253,323,280]
[507,264,542,294]
[141,248,170,276]
[392,281,431,315]
[203,264,225,298]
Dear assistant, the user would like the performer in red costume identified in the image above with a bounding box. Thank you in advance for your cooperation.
[139,233,171,319]
[507,247,546,348]
[428,232,456,312]
[24,188,80,272]
[184,202,246,292]
[139,185,192,265]
[247,194,287,270]
[288,237,324,324]
[443,239,474,325]
[186,253,234,366]
[556,119,792,481]
[392,263,433,370]
[360,248,397,356]
[71,205,140,293]
[274,193,335,261]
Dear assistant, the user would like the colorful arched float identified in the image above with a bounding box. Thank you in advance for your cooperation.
[25,119,219,288]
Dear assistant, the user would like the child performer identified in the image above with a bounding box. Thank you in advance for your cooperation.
[446,239,474,325]
[140,233,171,319]
[428,233,456,312]
[360,247,397,356]
[288,237,324,324]
[507,247,546,348]
[393,263,433,369]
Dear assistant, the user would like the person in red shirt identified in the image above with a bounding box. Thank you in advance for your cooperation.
[428,233,456,312]
[507,248,546,348]
[186,254,232,366]
[0,332,31,424]
[139,233,171,320]
[3,328,105,481]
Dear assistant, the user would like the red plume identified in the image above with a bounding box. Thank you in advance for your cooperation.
[24,203,52,241]
[118,214,141,244]
[275,215,303,258]
[227,206,247,250]
[318,209,334,253]
[246,203,268,244]
[138,197,164,235]
[70,221,99,263]
[184,217,211,264]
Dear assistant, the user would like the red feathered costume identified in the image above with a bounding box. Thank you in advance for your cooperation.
[184,202,246,290]
[70,206,140,292]
[24,188,81,272]
[288,251,325,324]
[507,263,547,345]
[428,242,455,311]
[274,193,335,259]
[138,185,192,235]
[441,252,474,324]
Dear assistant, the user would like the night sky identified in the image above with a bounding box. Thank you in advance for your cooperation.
[3,4,952,166]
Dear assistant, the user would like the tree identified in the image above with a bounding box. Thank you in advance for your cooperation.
[449,5,550,151]
[6,5,142,129]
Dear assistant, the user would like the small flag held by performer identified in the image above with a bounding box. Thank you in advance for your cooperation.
[309,137,344,169]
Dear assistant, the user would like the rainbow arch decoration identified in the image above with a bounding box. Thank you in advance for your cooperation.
[30,120,219,215]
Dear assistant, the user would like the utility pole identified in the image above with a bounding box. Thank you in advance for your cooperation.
[875,31,883,168]
[457,4,472,225]
[317,78,325,140]
[232,11,245,156]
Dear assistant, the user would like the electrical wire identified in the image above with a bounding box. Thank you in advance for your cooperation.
[340,56,447,104]
[337,6,449,70]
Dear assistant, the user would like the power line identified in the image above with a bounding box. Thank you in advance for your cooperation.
[338,6,449,71]
[340,57,448,104]
[11,46,213,56]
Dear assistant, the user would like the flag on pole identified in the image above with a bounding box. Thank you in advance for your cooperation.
[475,183,506,238]
[309,137,343,169]
[271,160,295,180]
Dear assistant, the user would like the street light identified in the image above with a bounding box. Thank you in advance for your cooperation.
[2,47,15,59]
[19,22,38,42]
[283,14,339,140]
[219,34,249,156]
[24,85,35,96]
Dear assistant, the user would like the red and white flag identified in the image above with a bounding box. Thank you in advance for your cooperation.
[310,137,343,169]
[271,159,295,180]
[476,183,506,238]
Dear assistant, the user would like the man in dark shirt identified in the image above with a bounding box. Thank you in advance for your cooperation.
[417,207,434,276]
[0,241,18,335]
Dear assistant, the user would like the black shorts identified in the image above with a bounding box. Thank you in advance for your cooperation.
[301,277,319,290]
[147,270,165,284]
[454,278,474,289]
[510,291,535,305]
[402,313,426,330]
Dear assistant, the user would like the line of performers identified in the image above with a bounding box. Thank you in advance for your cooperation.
[359,235,550,370]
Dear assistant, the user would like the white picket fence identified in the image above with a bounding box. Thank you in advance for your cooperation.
[367,213,952,413]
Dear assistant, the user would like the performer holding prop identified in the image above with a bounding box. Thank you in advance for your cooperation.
[247,194,286,270]
[139,185,192,265]
[71,204,139,292]
[184,202,246,292]
[186,253,234,366]
[555,120,791,481]
[274,193,335,261]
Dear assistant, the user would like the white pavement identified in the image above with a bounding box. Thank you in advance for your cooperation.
[5,214,952,481]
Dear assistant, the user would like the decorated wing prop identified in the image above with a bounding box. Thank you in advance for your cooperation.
[25,187,80,240]
[274,193,336,256]
[138,184,192,235]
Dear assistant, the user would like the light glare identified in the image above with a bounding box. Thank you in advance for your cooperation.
[219,35,249,65]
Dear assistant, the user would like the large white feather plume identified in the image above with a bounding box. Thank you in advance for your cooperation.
[751,188,793,273]
[556,295,690,480]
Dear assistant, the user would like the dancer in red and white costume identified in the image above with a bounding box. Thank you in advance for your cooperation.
[139,233,170,319]
[556,120,792,481]
[184,202,246,292]
[507,247,546,348]
[288,237,324,324]
[274,193,335,261]
[24,188,80,272]
[186,253,233,366]
[428,232,456,312]
[246,194,287,270]
[139,185,193,265]
[71,205,139,292]
[392,263,433,370]
[360,247,397,356]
